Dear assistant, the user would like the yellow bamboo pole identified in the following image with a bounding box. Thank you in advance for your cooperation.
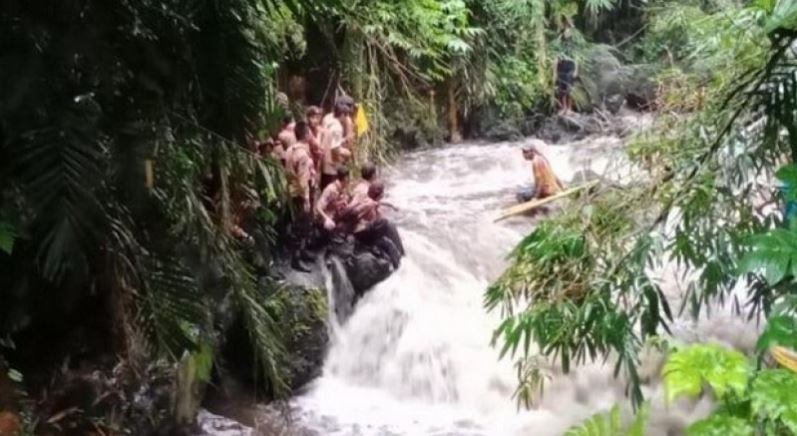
[144,159,154,188]
[771,345,797,373]
[493,180,598,223]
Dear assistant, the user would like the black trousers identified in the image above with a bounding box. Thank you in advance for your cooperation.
[290,197,313,263]
[355,219,405,267]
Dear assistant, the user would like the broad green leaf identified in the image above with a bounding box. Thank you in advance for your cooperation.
[662,344,750,402]
[750,369,797,433]
[756,315,797,352]
[765,0,797,33]
[686,413,754,436]
[739,226,797,284]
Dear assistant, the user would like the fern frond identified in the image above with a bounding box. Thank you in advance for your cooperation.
[564,405,622,436]
[137,254,208,358]
[564,403,649,436]
[12,109,106,280]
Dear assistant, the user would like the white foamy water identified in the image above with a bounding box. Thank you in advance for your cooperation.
[201,116,762,435]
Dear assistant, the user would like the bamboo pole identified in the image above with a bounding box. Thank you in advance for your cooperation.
[493,180,598,222]
[144,159,154,188]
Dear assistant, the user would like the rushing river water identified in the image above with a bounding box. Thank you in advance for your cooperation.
[199,116,761,436]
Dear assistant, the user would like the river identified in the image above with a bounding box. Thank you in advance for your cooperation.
[199,115,760,435]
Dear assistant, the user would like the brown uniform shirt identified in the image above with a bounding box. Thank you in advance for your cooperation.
[286,142,313,200]
[316,180,348,221]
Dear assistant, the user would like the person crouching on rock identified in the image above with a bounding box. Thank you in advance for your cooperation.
[351,162,377,203]
[316,166,351,246]
[339,181,404,269]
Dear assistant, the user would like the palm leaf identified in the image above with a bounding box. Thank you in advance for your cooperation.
[12,107,106,280]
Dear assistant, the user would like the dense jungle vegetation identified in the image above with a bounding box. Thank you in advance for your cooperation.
[2,0,797,434]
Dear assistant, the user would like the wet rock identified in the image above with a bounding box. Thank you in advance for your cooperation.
[276,285,329,390]
[575,45,627,112]
[624,64,658,111]
[575,46,658,114]
[483,120,523,142]
[345,251,393,299]
[605,94,625,114]
[576,46,658,113]
[217,281,328,394]
[536,114,599,143]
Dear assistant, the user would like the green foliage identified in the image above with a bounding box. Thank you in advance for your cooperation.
[492,56,546,120]
[673,367,797,434]
[564,403,649,436]
[757,316,797,352]
[685,414,754,436]
[750,369,797,433]
[487,190,668,407]
[565,405,622,436]
[662,344,750,402]
[739,220,797,285]
[662,341,797,433]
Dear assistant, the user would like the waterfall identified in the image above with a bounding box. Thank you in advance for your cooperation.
[199,116,761,435]
[323,255,357,330]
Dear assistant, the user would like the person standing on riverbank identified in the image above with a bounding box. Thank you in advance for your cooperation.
[554,55,577,115]
[277,115,297,149]
[320,103,352,190]
[307,106,324,164]
[286,121,316,271]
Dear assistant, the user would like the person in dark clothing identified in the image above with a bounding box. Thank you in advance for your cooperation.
[554,56,577,114]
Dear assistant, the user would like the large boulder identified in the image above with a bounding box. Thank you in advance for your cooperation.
[345,251,393,299]
[483,120,524,142]
[535,113,603,144]
[624,64,658,111]
[575,45,658,113]
[215,281,329,396]
[467,105,528,142]
[274,285,328,389]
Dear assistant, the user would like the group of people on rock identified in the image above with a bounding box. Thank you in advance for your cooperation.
[253,98,404,272]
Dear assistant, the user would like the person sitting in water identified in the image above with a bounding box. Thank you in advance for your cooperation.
[339,181,404,268]
[521,144,564,201]
[351,162,377,203]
